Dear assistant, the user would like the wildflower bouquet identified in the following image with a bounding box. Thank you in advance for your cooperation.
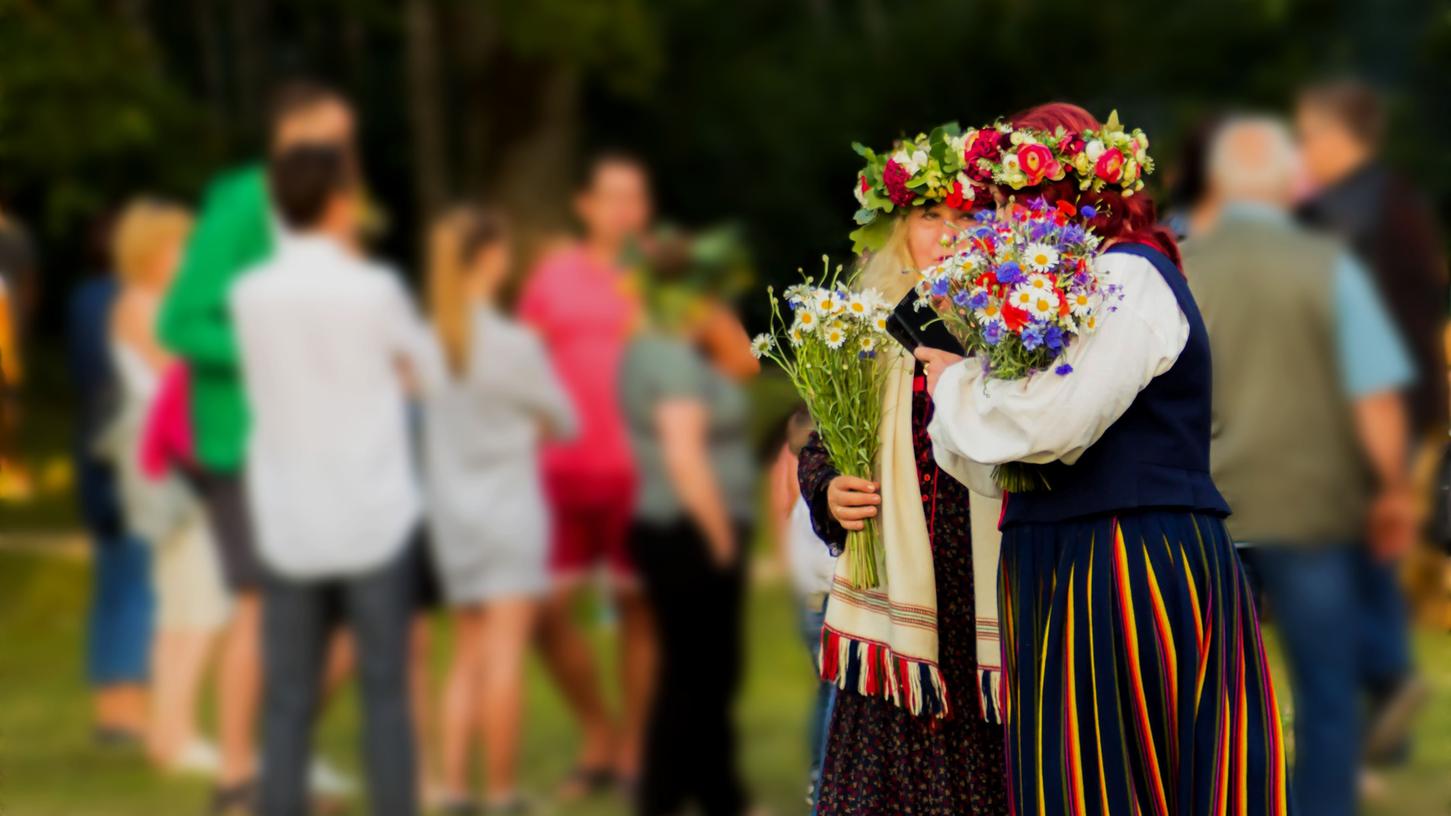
[752,257,892,588]
[917,197,1118,491]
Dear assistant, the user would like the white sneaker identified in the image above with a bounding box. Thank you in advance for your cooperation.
[168,738,222,776]
[309,756,357,798]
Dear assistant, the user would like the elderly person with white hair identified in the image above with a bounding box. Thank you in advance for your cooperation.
[1182,115,1416,816]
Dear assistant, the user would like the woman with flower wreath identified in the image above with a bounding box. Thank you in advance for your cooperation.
[916,103,1293,816]
[797,124,1009,815]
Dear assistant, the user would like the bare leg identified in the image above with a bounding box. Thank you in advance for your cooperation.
[536,582,615,795]
[440,609,482,800]
[322,627,355,696]
[477,598,540,804]
[218,591,262,786]
[94,684,149,735]
[613,584,656,782]
[147,628,217,767]
[410,614,441,802]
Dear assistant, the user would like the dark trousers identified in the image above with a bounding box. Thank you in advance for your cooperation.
[1239,542,1413,816]
[632,518,749,816]
[260,550,417,816]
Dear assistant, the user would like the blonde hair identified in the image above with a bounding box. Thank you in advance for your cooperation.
[427,205,508,377]
[855,215,918,301]
[111,199,192,288]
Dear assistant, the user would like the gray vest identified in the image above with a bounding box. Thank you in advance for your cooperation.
[1183,215,1369,544]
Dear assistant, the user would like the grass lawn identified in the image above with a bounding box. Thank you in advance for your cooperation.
[2,546,1450,815]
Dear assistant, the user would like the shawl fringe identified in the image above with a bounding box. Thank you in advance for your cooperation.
[820,625,950,719]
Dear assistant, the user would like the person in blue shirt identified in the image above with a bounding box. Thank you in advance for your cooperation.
[1183,116,1415,816]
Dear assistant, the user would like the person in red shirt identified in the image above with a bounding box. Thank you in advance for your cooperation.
[517,151,653,794]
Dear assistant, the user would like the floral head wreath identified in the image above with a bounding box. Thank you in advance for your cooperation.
[961,110,1154,197]
[849,122,988,254]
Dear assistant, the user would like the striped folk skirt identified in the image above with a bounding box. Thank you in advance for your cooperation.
[998,510,1292,816]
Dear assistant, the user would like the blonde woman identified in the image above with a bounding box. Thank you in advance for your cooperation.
[425,207,577,814]
[107,198,232,773]
[798,128,1008,815]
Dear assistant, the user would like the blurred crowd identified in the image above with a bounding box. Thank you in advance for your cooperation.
[0,76,1446,816]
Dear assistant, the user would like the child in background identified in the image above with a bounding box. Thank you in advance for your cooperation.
[769,406,836,811]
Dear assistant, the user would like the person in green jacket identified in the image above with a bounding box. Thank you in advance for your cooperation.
[158,79,355,815]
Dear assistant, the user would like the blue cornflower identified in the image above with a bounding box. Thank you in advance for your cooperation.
[997,261,1025,285]
[967,290,990,310]
[858,350,877,360]
[1054,363,1074,376]
[1026,196,1050,212]
[1021,323,1045,350]
[1061,224,1086,244]
[930,277,951,297]
[1044,325,1065,352]
[982,322,1004,346]
[1079,204,1097,219]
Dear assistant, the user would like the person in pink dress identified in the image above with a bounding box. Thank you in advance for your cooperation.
[516,151,653,796]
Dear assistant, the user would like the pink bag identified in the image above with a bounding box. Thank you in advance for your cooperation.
[139,363,196,480]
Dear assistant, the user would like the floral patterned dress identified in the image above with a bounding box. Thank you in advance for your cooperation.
[799,364,1009,815]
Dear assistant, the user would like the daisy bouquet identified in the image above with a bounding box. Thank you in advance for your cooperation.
[752,257,892,588]
[917,197,1118,490]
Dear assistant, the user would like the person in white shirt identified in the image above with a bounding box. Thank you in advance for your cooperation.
[231,143,429,816]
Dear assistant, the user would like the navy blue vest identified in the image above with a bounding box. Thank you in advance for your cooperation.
[1000,244,1230,527]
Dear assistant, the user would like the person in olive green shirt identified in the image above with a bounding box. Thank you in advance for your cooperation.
[158,80,355,813]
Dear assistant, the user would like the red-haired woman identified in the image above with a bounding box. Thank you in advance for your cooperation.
[917,103,1294,816]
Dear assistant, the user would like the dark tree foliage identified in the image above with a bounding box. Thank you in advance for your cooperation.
[0,0,1445,334]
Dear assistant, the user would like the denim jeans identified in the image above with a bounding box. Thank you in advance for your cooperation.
[798,592,835,813]
[1238,543,1413,816]
[260,551,417,816]
[87,533,153,685]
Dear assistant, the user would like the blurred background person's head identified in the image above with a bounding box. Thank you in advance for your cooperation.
[268,144,358,240]
[268,79,356,157]
[1295,79,1385,189]
[427,205,511,377]
[631,225,759,378]
[573,150,653,260]
[111,198,193,295]
[1207,116,1300,211]
[1162,114,1224,240]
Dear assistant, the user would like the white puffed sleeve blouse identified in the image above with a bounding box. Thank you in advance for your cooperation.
[926,250,1191,497]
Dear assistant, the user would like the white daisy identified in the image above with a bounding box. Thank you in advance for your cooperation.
[1067,290,1094,317]
[823,322,847,350]
[750,334,773,360]
[1026,289,1060,320]
[795,310,819,332]
[859,335,877,354]
[975,300,1002,323]
[872,312,890,333]
[1025,273,1056,293]
[783,283,813,306]
[1008,286,1037,311]
[812,289,845,316]
[1023,243,1060,272]
[845,294,874,318]
[789,325,805,346]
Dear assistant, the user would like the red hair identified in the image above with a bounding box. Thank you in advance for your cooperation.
[1007,102,1181,268]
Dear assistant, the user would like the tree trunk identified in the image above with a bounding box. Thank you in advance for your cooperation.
[230,0,268,145]
[495,62,580,266]
[404,0,448,225]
